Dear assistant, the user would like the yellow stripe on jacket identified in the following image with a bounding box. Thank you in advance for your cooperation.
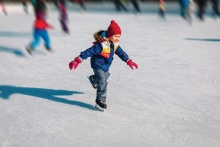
[99,41,119,58]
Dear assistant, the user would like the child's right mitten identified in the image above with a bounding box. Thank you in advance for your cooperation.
[69,56,82,70]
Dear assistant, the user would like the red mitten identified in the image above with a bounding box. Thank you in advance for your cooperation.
[69,57,82,70]
[127,59,138,70]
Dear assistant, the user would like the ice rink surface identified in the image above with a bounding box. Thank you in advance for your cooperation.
[0,3,220,147]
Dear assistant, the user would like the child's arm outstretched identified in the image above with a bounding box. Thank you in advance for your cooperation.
[69,56,83,70]
[69,44,103,70]
[116,46,138,70]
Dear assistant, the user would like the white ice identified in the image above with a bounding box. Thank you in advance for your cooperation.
[0,2,220,147]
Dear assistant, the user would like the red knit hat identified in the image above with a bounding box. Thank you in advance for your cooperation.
[107,20,121,37]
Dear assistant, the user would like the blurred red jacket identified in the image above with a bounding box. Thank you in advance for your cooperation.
[34,12,52,30]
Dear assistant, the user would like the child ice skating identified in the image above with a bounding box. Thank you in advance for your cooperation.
[26,11,54,55]
[25,7,54,55]
[69,20,138,111]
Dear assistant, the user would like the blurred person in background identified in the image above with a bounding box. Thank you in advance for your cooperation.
[54,0,59,8]
[22,0,28,14]
[158,0,165,20]
[78,0,86,11]
[210,0,220,18]
[0,0,7,15]
[31,0,37,13]
[189,0,196,16]
[59,0,70,34]
[179,0,190,19]
[179,0,195,24]
[131,0,141,14]
[71,0,86,12]
[31,0,47,15]
[114,0,128,12]
[25,0,54,56]
[196,0,208,21]
[35,0,47,13]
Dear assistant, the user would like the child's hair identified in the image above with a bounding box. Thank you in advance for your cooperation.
[93,30,107,43]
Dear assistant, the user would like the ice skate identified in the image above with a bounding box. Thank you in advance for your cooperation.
[95,100,107,111]
[45,46,54,53]
[3,10,7,15]
[25,45,34,56]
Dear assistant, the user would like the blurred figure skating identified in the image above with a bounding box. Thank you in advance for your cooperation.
[25,0,54,56]
[189,0,196,16]
[196,0,208,21]
[54,0,59,8]
[31,0,37,14]
[22,0,29,14]
[131,0,141,14]
[71,0,86,12]
[31,0,47,15]
[0,1,7,15]
[158,0,166,20]
[179,0,195,24]
[59,0,70,34]
[35,0,47,13]
[179,0,189,19]
[78,0,86,11]
[114,0,127,12]
[210,0,220,19]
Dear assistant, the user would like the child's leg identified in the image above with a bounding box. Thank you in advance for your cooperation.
[88,75,98,89]
[212,0,220,16]
[30,29,41,49]
[40,30,51,49]
[93,69,110,102]
[24,3,28,14]
[158,9,163,17]
[180,7,186,18]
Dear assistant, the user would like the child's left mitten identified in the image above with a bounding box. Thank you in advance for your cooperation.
[127,59,138,70]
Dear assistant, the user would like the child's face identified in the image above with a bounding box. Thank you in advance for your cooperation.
[109,34,121,43]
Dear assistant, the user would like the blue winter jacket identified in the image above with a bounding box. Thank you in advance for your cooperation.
[79,42,129,72]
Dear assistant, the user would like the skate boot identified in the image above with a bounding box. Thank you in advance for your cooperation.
[88,75,97,89]
[95,100,107,111]
[45,46,53,53]
[25,45,34,56]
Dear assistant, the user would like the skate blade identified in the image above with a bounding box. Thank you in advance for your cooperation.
[43,49,55,56]
[22,47,33,58]
[95,104,105,112]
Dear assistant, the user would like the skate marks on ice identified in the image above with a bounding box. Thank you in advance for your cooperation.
[0,45,25,57]
[0,85,96,110]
